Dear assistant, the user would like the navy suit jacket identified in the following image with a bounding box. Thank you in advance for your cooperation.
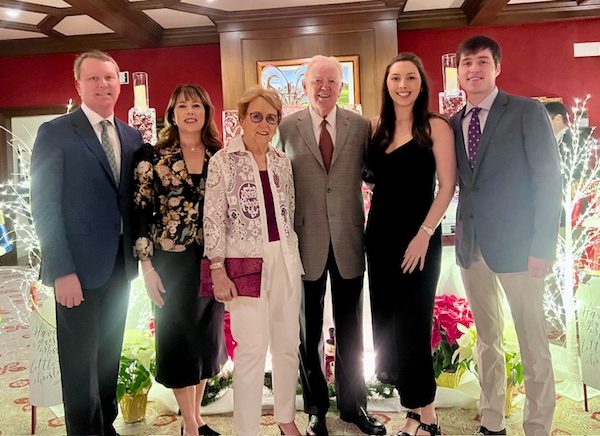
[451,90,562,273]
[31,107,143,289]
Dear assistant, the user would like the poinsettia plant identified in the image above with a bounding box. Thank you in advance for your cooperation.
[431,295,474,378]
[117,329,156,402]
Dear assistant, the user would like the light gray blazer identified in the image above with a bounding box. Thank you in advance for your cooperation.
[275,107,370,280]
[451,90,562,273]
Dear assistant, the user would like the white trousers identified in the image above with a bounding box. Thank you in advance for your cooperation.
[229,241,302,436]
[461,255,555,436]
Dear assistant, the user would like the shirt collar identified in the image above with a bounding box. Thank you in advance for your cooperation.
[226,134,276,155]
[80,103,115,127]
[309,105,337,130]
[464,87,499,116]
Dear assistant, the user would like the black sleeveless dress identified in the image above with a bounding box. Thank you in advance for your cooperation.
[365,138,441,409]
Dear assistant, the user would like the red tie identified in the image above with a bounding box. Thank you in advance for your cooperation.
[319,119,333,172]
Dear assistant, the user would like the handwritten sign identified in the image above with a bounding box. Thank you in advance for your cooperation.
[29,299,62,407]
[578,276,600,390]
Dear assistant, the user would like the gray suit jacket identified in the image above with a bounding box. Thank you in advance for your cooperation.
[31,107,144,288]
[276,107,370,280]
[451,90,562,273]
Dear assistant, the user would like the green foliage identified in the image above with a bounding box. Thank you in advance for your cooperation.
[506,351,524,387]
[366,378,396,399]
[202,370,233,406]
[117,330,156,402]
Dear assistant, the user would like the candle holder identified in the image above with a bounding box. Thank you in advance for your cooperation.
[438,53,466,117]
[128,72,157,145]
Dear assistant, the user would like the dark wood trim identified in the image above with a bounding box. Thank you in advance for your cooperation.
[38,16,66,40]
[0,0,74,15]
[462,0,510,25]
[493,0,600,25]
[397,8,467,30]
[64,0,164,47]
[0,19,41,33]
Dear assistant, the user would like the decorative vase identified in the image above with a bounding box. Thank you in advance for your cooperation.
[119,385,151,423]
[504,382,515,417]
[436,366,466,388]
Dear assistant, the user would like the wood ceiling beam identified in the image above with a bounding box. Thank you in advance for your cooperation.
[63,0,163,47]
[398,8,467,30]
[0,19,41,33]
[38,15,65,40]
[0,0,74,15]
[462,0,510,25]
[577,0,589,4]
[493,0,600,25]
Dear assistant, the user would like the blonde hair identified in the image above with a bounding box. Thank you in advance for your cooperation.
[237,85,282,120]
[73,50,119,80]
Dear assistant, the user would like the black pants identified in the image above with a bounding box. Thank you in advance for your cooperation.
[299,243,367,416]
[55,242,129,436]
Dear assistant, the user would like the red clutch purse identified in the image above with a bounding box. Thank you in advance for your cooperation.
[200,258,263,298]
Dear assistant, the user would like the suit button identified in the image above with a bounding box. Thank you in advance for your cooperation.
[469,214,474,218]
[473,187,479,192]
[327,188,332,193]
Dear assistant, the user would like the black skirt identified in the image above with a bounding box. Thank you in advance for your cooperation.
[152,244,227,388]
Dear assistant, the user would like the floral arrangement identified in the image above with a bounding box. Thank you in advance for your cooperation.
[453,321,524,387]
[117,329,156,402]
[431,294,474,378]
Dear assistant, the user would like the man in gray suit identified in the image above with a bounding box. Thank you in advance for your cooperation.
[451,36,561,436]
[31,50,143,435]
[276,55,385,436]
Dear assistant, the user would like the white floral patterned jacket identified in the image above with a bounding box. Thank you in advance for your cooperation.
[203,135,304,285]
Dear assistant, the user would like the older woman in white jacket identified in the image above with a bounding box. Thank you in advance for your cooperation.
[203,86,303,436]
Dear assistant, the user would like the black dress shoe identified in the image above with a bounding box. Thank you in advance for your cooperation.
[340,407,386,435]
[474,426,507,435]
[306,414,329,436]
[199,424,220,435]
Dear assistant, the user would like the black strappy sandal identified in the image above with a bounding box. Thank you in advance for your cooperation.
[417,420,442,436]
[397,411,422,436]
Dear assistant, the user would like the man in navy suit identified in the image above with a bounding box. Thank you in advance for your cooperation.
[31,50,143,435]
[451,36,561,436]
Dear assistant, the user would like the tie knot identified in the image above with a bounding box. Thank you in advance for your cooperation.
[471,107,481,116]
[100,120,111,129]
[321,119,328,127]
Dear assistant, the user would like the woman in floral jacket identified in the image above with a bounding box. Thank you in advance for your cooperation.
[204,86,304,436]
[132,84,226,436]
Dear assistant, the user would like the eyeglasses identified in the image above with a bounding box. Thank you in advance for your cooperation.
[248,112,279,125]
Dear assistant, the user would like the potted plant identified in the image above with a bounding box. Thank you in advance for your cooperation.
[431,295,474,387]
[117,329,156,423]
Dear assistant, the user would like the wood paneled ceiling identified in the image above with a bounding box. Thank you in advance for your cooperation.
[0,0,599,56]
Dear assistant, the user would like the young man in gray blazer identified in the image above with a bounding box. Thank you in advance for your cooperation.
[276,55,385,436]
[451,35,561,436]
[31,51,143,435]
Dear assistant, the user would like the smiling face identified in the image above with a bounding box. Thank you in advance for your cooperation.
[386,60,422,109]
[303,59,343,117]
[75,57,120,118]
[458,48,501,104]
[240,97,279,148]
[173,97,205,136]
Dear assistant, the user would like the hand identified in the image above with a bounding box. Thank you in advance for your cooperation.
[401,231,430,274]
[528,256,553,279]
[141,261,165,308]
[211,269,238,302]
[54,273,84,308]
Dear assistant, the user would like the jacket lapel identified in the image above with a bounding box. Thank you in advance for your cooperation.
[472,91,508,179]
[331,107,350,168]
[296,108,326,170]
[453,107,472,175]
[71,108,117,189]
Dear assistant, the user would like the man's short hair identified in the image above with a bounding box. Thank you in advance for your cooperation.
[456,35,502,66]
[305,55,343,81]
[545,101,569,124]
[73,50,120,80]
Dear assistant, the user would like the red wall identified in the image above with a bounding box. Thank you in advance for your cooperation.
[0,44,223,127]
[1,18,599,129]
[398,18,600,127]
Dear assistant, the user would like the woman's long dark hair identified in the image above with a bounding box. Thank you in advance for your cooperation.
[156,84,222,153]
[372,53,441,150]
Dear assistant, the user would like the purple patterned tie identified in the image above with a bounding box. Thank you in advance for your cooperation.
[467,107,482,167]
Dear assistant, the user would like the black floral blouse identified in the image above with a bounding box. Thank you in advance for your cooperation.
[132,143,214,260]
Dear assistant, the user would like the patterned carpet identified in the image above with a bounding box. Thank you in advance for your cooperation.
[2,267,600,435]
